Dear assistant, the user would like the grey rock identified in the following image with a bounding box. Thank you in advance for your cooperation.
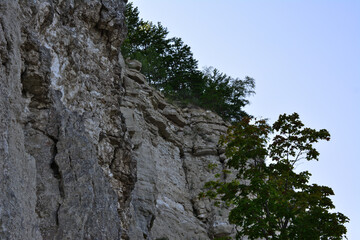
[1,0,130,239]
[123,58,236,239]
[0,1,235,239]
[126,68,147,84]
[162,105,187,127]
[126,58,142,71]
[0,2,42,239]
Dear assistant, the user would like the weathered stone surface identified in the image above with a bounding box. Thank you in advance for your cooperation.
[0,2,42,239]
[126,58,142,71]
[126,68,147,84]
[162,105,187,127]
[1,1,130,239]
[122,67,235,239]
[0,1,234,239]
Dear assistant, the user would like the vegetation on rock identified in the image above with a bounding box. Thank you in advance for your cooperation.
[122,3,254,122]
[203,113,349,239]
[122,4,349,239]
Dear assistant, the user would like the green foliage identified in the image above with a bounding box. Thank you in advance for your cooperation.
[122,3,200,90]
[214,237,232,240]
[122,3,255,122]
[208,163,218,170]
[206,113,349,240]
[200,67,255,122]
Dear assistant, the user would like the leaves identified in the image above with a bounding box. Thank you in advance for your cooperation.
[122,3,255,122]
[269,113,331,164]
[205,113,349,239]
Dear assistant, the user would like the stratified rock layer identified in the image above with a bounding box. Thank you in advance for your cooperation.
[121,64,234,239]
[0,1,233,239]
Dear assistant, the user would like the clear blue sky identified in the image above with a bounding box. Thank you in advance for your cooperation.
[131,0,360,238]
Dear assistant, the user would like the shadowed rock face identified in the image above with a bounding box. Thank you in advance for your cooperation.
[1,1,129,239]
[0,1,233,240]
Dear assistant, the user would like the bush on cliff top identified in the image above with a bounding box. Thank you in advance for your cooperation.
[121,3,255,122]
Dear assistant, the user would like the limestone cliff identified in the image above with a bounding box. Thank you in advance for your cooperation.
[0,1,233,239]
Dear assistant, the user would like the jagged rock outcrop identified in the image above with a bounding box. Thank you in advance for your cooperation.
[122,62,234,239]
[0,1,233,239]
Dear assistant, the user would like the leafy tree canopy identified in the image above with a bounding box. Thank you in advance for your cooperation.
[204,113,349,240]
[122,3,254,122]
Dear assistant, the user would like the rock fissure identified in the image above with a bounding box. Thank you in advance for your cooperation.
[180,152,190,190]
[55,203,61,226]
[0,21,9,67]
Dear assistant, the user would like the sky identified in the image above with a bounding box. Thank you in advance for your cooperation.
[131,0,360,238]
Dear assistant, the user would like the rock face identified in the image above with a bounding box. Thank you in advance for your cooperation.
[0,1,233,239]
[122,63,234,240]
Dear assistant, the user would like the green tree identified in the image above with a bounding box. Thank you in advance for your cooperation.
[122,3,255,122]
[200,67,255,122]
[122,3,199,89]
[204,113,349,239]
